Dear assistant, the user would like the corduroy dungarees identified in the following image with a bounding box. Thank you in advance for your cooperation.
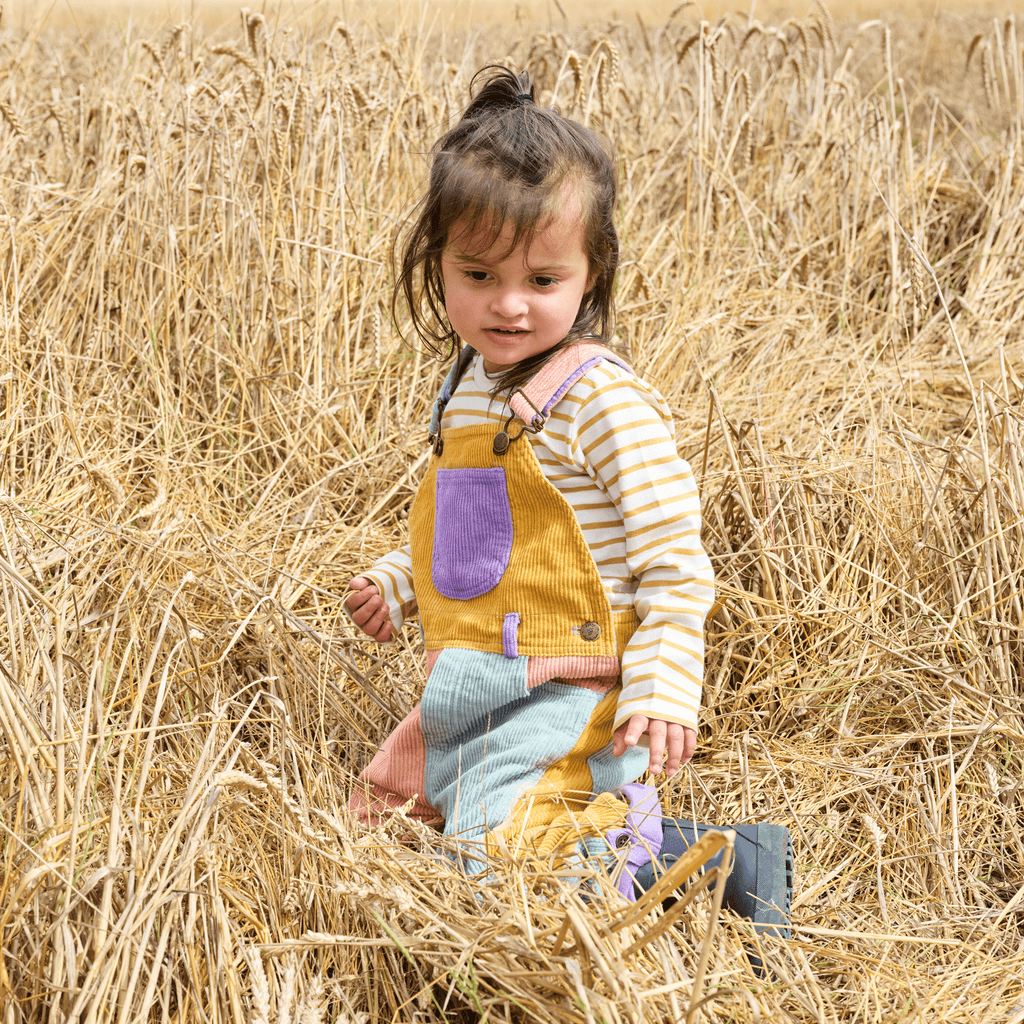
[350,343,649,869]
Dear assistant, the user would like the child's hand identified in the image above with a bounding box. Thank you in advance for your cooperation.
[613,715,696,777]
[345,577,395,642]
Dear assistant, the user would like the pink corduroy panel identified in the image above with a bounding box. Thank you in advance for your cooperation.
[349,705,442,826]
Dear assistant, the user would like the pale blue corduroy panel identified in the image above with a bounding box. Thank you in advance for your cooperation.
[422,649,603,851]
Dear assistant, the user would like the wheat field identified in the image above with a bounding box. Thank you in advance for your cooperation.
[1,2,1023,1022]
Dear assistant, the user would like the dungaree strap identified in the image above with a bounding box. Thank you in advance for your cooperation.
[428,345,477,441]
[428,342,633,444]
[508,342,632,429]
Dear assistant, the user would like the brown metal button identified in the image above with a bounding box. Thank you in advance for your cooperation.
[616,833,630,849]
[580,621,601,642]
[492,432,510,456]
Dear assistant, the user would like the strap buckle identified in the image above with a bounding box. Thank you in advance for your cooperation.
[509,387,546,432]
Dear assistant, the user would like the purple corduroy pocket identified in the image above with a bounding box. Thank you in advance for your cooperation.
[432,467,513,600]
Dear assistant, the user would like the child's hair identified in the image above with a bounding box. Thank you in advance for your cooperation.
[394,65,619,395]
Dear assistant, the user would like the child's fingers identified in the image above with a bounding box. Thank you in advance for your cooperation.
[645,718,667,775]
[624,715,648,746]
[355,601,390,635]
[363,615,394,642]
[613,718,696,775]
[362,611,391,641]
[345,577,377,607]
[660,725,695,776]
[345,581,384,616]
[612,714,648,758]
[344,580,394,640]
[661,723,683,775]
[680,726,696,765]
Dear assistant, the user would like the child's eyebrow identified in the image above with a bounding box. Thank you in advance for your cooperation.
[447,249,573,273]
[526,260,573,272]
[447,249,491,263]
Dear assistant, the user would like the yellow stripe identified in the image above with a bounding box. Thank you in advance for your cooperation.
[618,690,701,713]
[625,629,705,648]
[590,451,681,490]
[618,693,700,715]
[579,402,662,440]
[615,474,695,502]
[622,521,702,542]
[635,596,716,615]
[613,710,696,731]
[621,664,703,688]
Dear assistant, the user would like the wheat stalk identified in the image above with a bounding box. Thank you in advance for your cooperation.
[138,38,161,65]
[740,23,764,54]
[339,80,358,125]
[814,0,838,59]
[861,813,889,925]
[160,23,183,64]
[594,37,620,120]
[567,49,584,111]
[982,41,998,106]
[0,98,25,139]
[901,235,929,318]
[210,44,259,74]
[0,493,44,585]
[281,875,303,917]
[247,12,268,65]
[348,80,369,116]
[677,31,701,65]
[244,945,272,1024]
[47,101,72,157]
[290,81,310,154]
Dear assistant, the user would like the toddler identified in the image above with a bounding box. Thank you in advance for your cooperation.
[345,67,789,933]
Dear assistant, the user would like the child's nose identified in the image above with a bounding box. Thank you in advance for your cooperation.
[489,286,528,318]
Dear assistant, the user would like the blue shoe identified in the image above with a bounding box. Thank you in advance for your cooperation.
[609,784,794,974]
[633,819,793,942]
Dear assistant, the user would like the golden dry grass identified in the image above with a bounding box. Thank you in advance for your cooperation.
[1,3,1023,1022]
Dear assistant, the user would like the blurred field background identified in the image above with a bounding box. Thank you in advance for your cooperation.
[1,0,1023,1021]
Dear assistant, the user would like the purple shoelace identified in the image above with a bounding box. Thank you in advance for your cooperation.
[604,783,663,900]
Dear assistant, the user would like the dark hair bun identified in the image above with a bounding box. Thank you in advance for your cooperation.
[463,66,535,117]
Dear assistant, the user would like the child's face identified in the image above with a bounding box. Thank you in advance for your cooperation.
[441,205,594,373]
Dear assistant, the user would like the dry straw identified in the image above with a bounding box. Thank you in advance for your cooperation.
[566,50,584,111]
[0,5,1023,1024]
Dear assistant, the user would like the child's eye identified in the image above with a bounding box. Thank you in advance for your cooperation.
[533,276,558,288]
[465,270,490,282]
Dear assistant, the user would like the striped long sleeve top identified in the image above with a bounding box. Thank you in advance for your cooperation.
[364,353,715,733]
